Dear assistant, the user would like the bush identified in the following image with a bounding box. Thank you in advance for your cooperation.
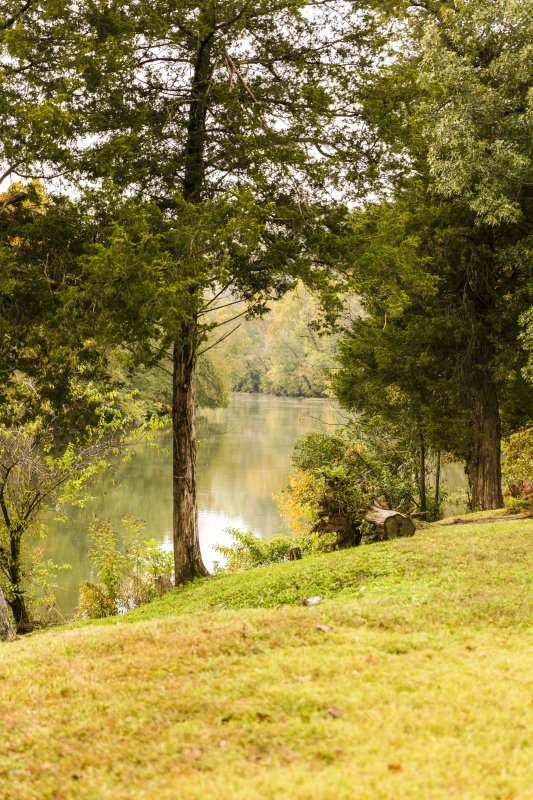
[503,426,533,484]
[78,515,173,619]
[276,429,419,546]
[213,527,333,573]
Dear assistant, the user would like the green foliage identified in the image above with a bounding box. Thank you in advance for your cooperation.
[502,426,533,484]
[108,349,230,417]
[503,496,531,514]
[414,1,533,227]
[276,428,421,549]
[212,527,330,573]
[0,381,156,631]
[196,354,230,410]
[79,515,173,619]
[294,429,418,513]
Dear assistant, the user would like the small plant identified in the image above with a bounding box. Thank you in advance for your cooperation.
[504,496,532,514]
[78,515,173,619]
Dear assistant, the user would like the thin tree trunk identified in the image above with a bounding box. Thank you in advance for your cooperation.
[434,450,441,516]
[466,373,503,511]
[8,534,32,633]
[172,321,209,584]
[419,434,427,515]
[0,585,15,641]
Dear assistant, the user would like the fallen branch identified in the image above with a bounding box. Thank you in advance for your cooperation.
[438,511,533,527]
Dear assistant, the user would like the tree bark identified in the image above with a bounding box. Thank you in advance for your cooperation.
[172,322,209,584]
[434,450,441,515]
[364,505,415,540]
[8,532,32,633]
[170,30,214,584]
[419,435,427,515]
[466,371,503,510]
[0,586,15,642]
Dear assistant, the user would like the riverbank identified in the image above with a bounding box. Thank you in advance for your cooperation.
[2,513,532,799]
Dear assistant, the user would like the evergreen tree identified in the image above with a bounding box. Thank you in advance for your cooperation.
[57,0,380,581]
[336,185,533,510]
[335,0,533,510]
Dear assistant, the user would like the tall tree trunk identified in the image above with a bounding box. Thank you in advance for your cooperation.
[172,321,209,584]
[466,371,503,511]
[171,31,213,583]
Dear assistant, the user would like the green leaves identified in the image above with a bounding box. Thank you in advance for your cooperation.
[82,515,174,617]
[415,0,533,226]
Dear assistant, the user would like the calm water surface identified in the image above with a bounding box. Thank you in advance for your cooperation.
[44,393,466,615]
[46,394,339,613]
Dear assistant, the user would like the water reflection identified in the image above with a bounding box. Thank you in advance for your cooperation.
[43,394,467,615]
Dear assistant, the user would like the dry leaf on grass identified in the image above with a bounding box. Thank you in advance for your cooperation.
[387,764,403,773]
[315,624,332,633]
[183,748,202,762]
[328,706,343,718]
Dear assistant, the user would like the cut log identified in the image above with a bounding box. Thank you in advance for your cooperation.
[364,505,415,540]
[0,587,15,642]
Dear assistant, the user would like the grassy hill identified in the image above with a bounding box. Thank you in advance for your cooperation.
[1,514,532,799]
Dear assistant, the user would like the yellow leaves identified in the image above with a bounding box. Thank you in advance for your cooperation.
[274,466,322,538]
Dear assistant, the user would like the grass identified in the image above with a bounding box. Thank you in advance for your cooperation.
[1,514,532,799]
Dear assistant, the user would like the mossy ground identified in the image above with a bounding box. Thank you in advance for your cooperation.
[1,513,532,799]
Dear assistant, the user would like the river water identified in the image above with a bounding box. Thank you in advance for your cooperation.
[43,394,466,615]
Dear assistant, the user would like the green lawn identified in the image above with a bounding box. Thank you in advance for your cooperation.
[1,514,532,799]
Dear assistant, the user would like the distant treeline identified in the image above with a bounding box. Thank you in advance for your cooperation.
[123,284,354,410]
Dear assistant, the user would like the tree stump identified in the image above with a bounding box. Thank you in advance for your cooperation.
[288,547,302,561]
[0,587,15,642]
[364,505,415,540]
[155,575,173,597]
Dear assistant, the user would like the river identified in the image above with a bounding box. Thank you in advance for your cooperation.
[43,393,466,616]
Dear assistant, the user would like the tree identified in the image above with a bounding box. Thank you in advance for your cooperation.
[334,0,533,510]
[336,184,533,510]
[0,182,112,425]
[43,0,382,583]
[0,383,152,632]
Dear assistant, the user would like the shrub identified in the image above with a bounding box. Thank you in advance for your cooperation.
[213,527,333,573]
[276,429,419,547]
[77,515,173,619]
[503,426,532,484]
